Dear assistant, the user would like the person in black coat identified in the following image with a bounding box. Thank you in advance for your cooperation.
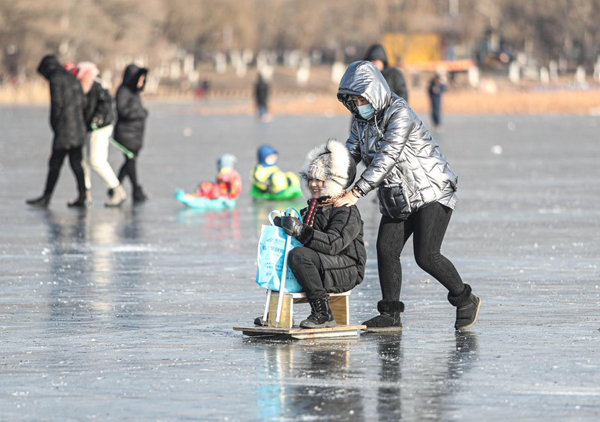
[428,74,446,131]
[113,63,149,202]
[27,55,88,208]
[364,44,409,102]
[254,73,270,121]
[274,139,366,329]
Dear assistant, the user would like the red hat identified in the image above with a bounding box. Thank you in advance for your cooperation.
[63,62,77,76]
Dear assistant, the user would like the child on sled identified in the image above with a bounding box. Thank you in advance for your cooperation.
[251,145,300,195]
[273,139,367,328]
[196,154,242,200]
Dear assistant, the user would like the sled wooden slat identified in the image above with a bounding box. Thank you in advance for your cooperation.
[233,325,366,340]
[267,292,293,329]
[329,294,350,326]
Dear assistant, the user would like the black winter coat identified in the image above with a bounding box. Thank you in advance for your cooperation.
[364,44,409,102]
[37,55,87,151]
[255,76,269,106]
[113,64,148,152]
[296,201,367,293]
[84,81,115,131]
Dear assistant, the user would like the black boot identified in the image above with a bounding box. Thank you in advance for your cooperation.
[133,185,150,203]
[362,300,404,331]
[67,194,89,208]
[254,316,267,326]
[448,284,481,331]
[26,194,51,209]
[300,298,337,329]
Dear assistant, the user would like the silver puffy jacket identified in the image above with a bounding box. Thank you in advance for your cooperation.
[338,61,458,218]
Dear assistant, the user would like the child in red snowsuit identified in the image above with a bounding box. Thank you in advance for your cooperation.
[197,154,242,200]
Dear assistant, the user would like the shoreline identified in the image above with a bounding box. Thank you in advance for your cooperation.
[2,88,600,115]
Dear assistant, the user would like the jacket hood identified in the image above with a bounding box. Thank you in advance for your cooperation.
[77,62,99,94]
[337,61,391,120]
[38,55,63,80]
[300,139,356,199]
[217,153,237,170]
[122,64,148,91]
[257,145,278,166]
[364,44,389,67]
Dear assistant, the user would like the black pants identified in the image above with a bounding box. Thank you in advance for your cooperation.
[118,155,138,190]
[44,147,86,198]
[431,100,441,127]
[288,247,358,301]
[376,202,464,300]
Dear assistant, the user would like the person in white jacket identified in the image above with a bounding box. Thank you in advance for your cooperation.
[77,62,127,206]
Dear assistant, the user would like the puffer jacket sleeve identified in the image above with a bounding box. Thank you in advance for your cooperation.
[296,206,361,256]
[116,88,147,121]
[345,120,362,164]
[49,78,65,131]
[354,107,414,195]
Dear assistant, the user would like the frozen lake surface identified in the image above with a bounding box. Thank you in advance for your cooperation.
[1,104,600,421]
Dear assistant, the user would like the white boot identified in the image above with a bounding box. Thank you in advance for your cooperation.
[105,185,127,207]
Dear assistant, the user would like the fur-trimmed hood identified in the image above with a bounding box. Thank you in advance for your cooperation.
[300,139,356,199]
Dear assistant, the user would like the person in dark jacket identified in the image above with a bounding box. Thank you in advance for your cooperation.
[335,61,481,332]
[76,62,127,207]
[113,63,149,202]
[364,44,409,103]
[428,74,446,131]
[254,73,270,121]
[274,139,367,329]
[27,55,88,208]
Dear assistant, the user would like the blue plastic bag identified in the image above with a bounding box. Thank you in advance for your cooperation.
[255,208,303,293]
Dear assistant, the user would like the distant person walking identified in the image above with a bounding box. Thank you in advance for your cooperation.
[113,63,150,203]
[428,74,446,131]
[364,44,409,102]
[254,73,270,122]
[76,62,127,207]
[335,61,481,332]
[27,55,88,208]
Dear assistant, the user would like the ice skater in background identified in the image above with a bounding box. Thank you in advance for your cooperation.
[271,139,366,329]
[251,145,300,197]
[113,63,150,203]
[196,154,242,200]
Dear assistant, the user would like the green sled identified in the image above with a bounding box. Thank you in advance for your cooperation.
[250,184,303,200]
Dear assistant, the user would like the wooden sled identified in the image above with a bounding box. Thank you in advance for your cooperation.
[234,291,365,340]
[233,325,365,340]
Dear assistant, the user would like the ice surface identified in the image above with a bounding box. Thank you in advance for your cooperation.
[1,104,599,421]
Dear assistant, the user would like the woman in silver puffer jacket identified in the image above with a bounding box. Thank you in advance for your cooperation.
[334,61,481,331]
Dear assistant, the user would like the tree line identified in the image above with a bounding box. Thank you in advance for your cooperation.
[1,0,599,78]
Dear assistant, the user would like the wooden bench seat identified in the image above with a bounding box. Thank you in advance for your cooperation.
[265,290,352,329]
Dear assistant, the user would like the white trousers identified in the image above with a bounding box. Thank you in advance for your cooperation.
[82,125,120,190]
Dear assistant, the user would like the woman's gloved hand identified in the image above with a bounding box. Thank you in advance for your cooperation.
[280,216,303,237]
[272,216,282,227]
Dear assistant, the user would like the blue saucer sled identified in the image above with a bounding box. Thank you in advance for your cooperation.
[174,189,236,210]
